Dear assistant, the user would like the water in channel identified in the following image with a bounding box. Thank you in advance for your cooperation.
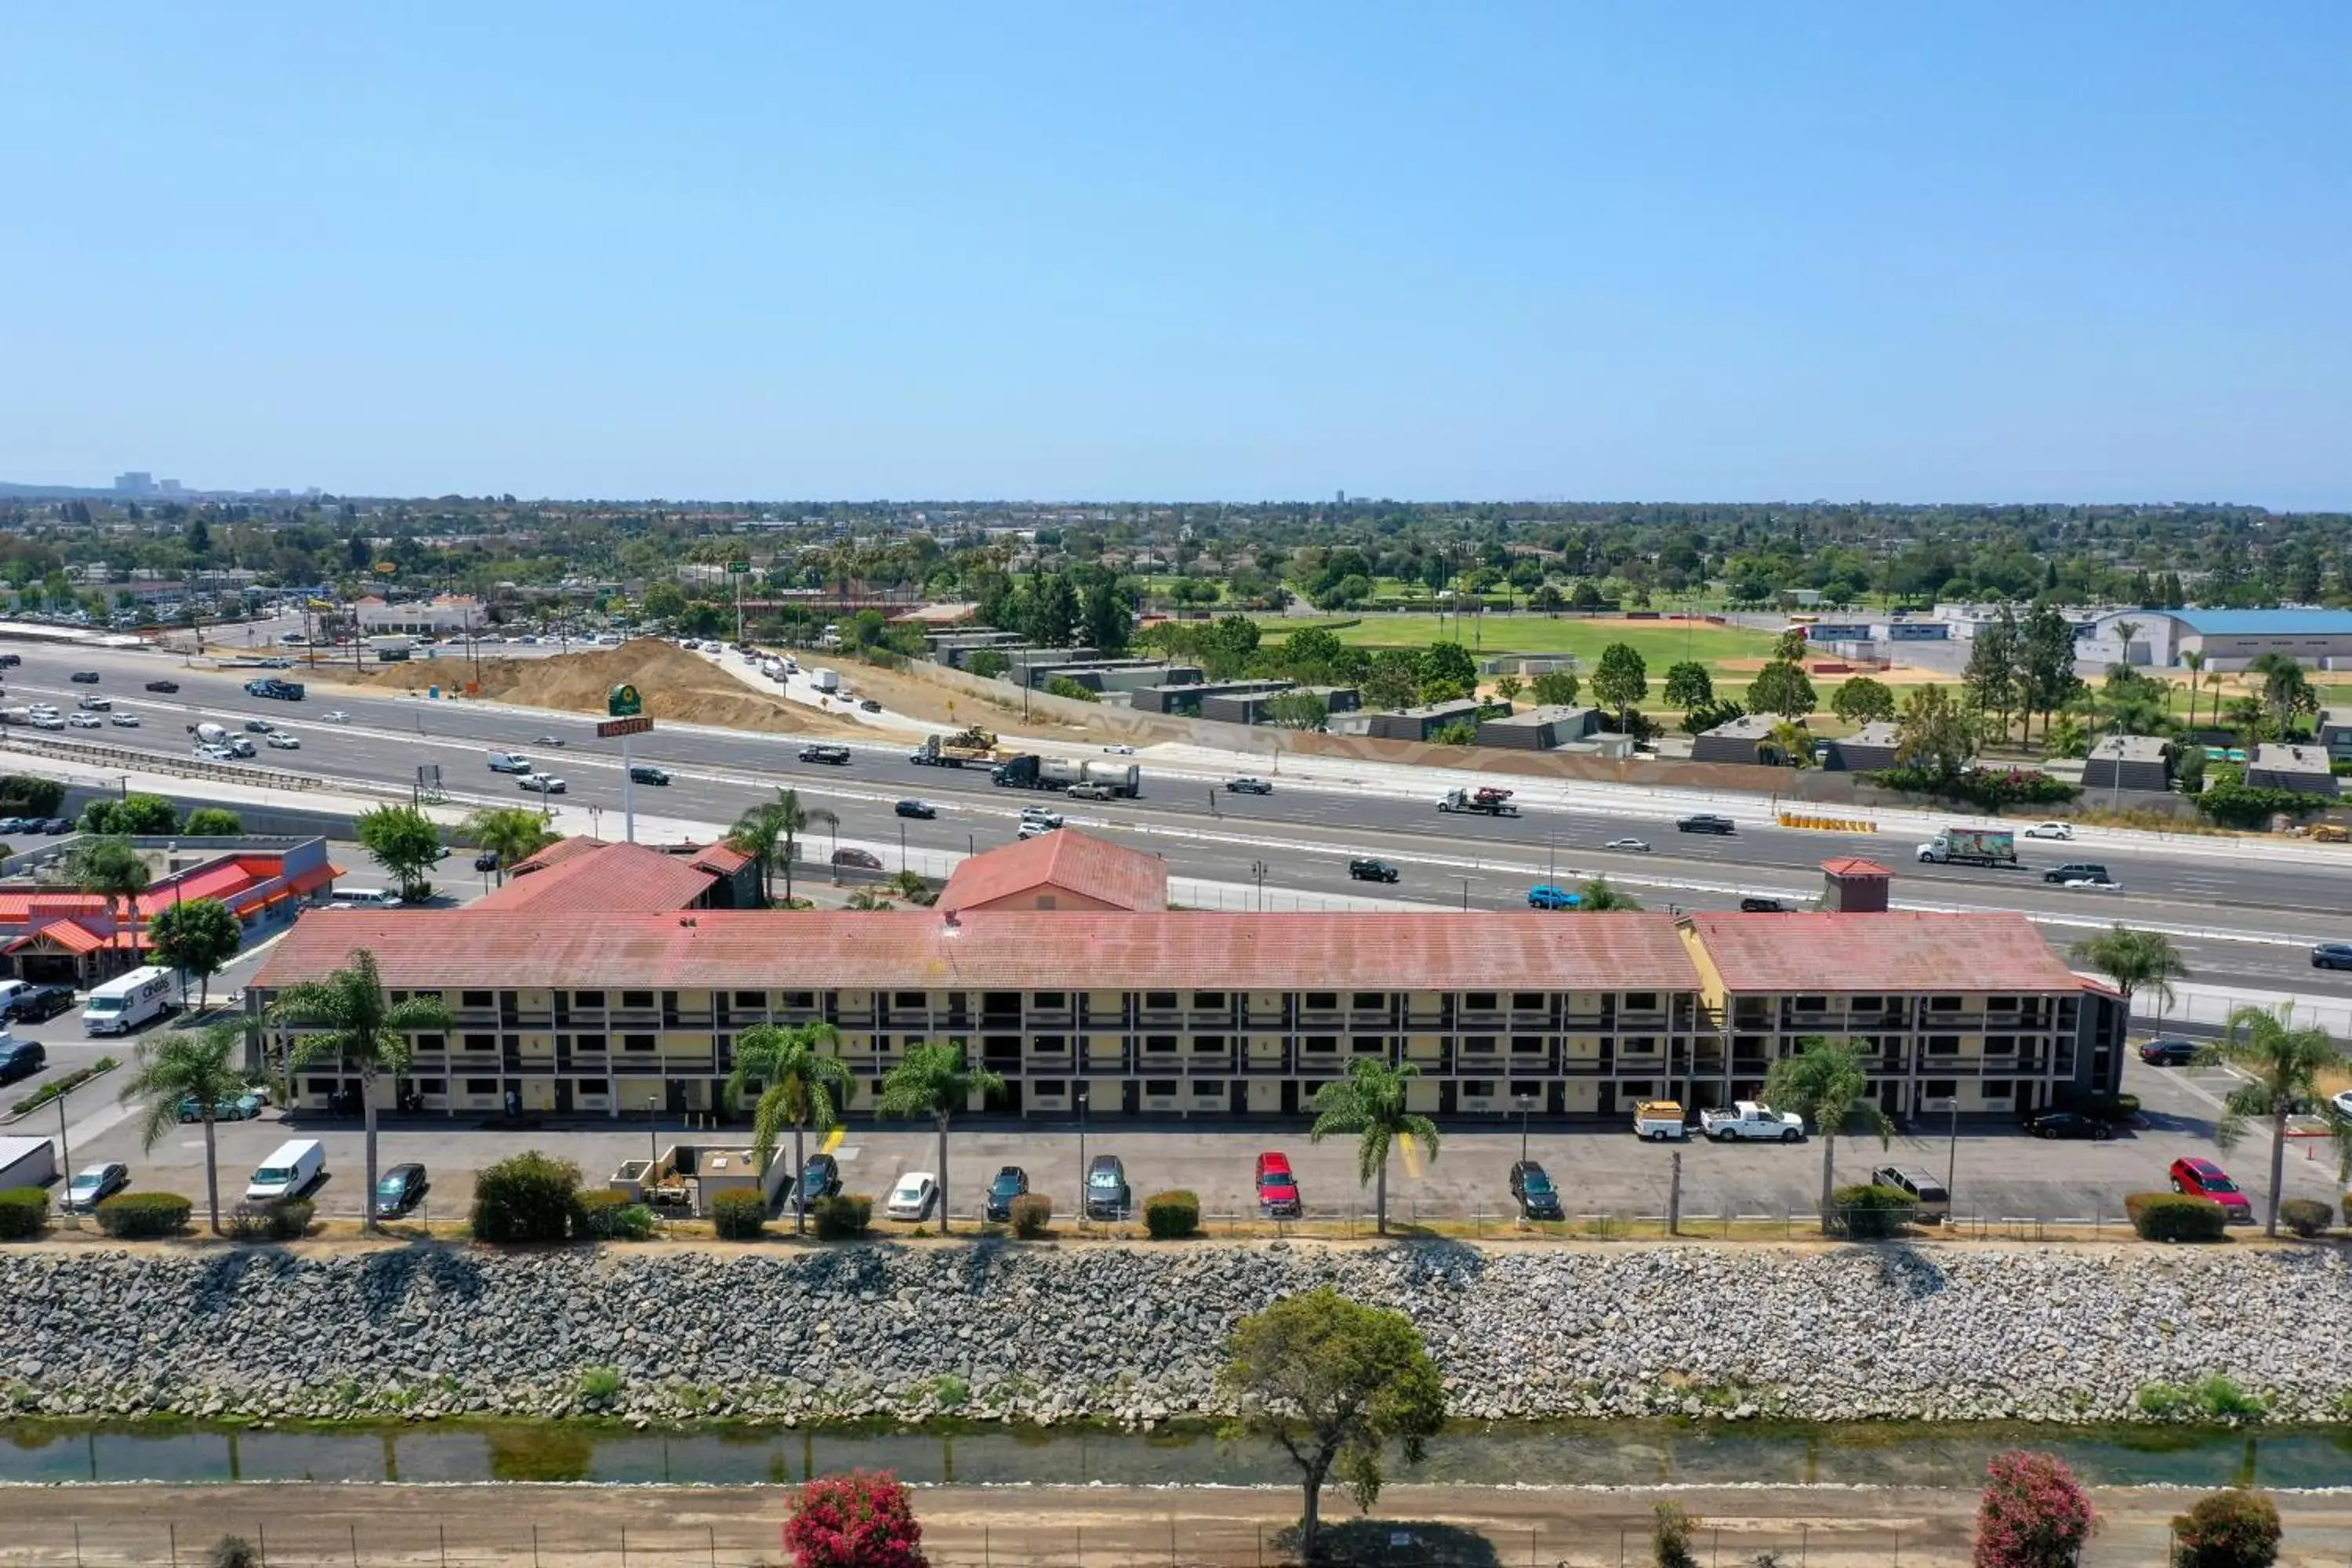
[2,1420,2350,1490]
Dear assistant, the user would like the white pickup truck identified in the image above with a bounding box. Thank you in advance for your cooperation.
[1698,1101,1806,1143]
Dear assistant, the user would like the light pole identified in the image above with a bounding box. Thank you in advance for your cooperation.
[647,1094,660,1171]
[898,821,908,874]
[1076,1083,1089,1230]
[1513,1090,1537,1166]
[56,1093,76,1230]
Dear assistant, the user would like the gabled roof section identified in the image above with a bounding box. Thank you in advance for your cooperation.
[938,829,1169,913]
[473,840,720,916]
[1681,910,2085,993]
[508,836,608,877]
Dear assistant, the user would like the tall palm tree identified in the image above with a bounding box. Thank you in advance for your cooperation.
[728,788,837,906]
[876,1041,1004,1233]
[1575,876,1642,911]
[459,806,558,885]
[2205,1004,2352,1238]
[2069,926,2187,1022]
[1308,1058,1439,1235]
[118,1022,249,1233]
[724,1022,850,1235]
[1761,1039,1893,1234]
[2180,650,2206,732]
[1765,719,1816,769]
[265,949,452,1232]
[71,837,151,955]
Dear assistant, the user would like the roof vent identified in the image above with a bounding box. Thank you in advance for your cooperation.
[942,909,962,936]
[679,916,698,928]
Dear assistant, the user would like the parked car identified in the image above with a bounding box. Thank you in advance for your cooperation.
[5,984,75,1023]
[144,679,180,694]
[519,773,567,794]
[2169,1156,2253,1222]
[60,1162,130,1213]
[1348,858,1400,883]
[984,1164,1029,1221]
[2023,1109,2112,1141]
[2136,1036,2200,1066]
[1255,1152,1302,1218]
[1603,837,1650,852]
[2332,1088,2352,1121]
[1509,1159,1564,1219]
[473,851,502,872]
[1738,897,1789,913]
[1868,1165,1951,1224]
[177,1093,263,1123]
[44,818,73,834]
[791,1153,842,1213]
[2042,862,2112,885]
[2022,822,2074,840]
[2312,942,2352,971]
[885,1171,938,1221]
[895,799,936,819]
[627,765,671,786]
[1226,777,1273,795]
[1085,1154,1130,1220]
[373,1162,430,1218]
[0,1038,47,1084]
[831,848,883,871]
[1676,814,1736,834]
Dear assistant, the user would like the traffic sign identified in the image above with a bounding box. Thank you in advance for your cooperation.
[597,716,654,739]
[727,559,751,574]
[608,682,643,718]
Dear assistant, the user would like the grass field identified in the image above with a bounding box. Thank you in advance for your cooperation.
[1254,612,1783,668]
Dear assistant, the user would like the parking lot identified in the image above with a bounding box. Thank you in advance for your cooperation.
[32,1044,2343,1232]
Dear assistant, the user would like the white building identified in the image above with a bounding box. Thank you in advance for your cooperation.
[353,595,486,636]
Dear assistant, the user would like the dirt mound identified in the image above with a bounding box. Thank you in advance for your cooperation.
[315,641,865,737]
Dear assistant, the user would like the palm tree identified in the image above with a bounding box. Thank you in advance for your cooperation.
[265,949,452,1232]
[728,787,837,906]
[1764,720,1815,769]
[2245,652,2317,738]
[2069,926,2187,1022]
[877,1041,1004,1233]
[2180,650,2206,732]
[71,837,151,953]
[1308,1058,1439,1235]
[2206,1004,2352,1237]
[1575,876,1642,911]
[724,1022,849,1235]
[118,1022,249,1233]
[1760,1039,1893,1234]
[460,806,558,885]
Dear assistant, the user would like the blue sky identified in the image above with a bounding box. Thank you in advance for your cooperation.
[2,4,2346,505]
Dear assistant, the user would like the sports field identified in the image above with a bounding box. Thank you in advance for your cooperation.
[1257,612,1781,667]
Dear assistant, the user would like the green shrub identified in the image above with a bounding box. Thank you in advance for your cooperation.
[2172,1488,2281,1567]
[1833,1182,1918,1239]
[0,775,66,818]
[2193,1374,2267,1419]
[573,1189,655,1241]
[812,1192,871,1240]
[2125,1192,2228,1242]
[1009,1192,1053,1238]
[225,1200,313,1242]
[1142,1189,1200,1240]
[709,1189,768,1240]
[1652,1499,1700,1568]
[577,1365,622,1400]
[2278,1197,2332,1239]
[209,1535,260,1568]
[0,1187,48,1240]
[95,1191,193,1240]
[2136,1381,2191,1417]
[472,1150,582,1242]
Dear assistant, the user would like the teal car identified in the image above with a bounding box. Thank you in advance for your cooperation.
[177,1093,263,1123]
[1526,884,1583,910]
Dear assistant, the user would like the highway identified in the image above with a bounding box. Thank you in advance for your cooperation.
[4,641,2348,996]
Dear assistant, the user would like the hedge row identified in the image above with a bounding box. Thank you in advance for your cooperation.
[2125,1192,2229,1242]
[96,1192,194,1239]
[0,1188,46,1240]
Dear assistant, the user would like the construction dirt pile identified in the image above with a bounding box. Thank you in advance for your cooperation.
[314,640,866,738]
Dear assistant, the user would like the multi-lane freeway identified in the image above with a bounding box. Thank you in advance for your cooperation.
[4,641,2347,995]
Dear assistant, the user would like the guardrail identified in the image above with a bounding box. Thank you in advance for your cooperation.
[1778,811,1878,832]
[0,734,324,791]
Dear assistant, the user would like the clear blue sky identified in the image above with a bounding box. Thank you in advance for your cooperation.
[3,4,2346,506]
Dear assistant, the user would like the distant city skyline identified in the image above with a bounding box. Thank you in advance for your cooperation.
[2,5,2347,507]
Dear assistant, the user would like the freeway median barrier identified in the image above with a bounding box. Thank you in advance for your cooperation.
[1777,811,1877,832]
[0,733,323,792]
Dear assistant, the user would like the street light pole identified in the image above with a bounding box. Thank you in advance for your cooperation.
[1076,1084,1089,1232]
[56,1094,75,1230]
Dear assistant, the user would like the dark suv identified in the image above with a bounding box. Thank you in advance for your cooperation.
[1509,1160,1564,1220]
[985,1165,1029,1221]
[790,1153,842,1214]
[0,1038,45,1085]
[1348,858,1399,883]
[5,984,74,1023]
[2042,862,2112,885]
[1676,815,1736,835]
[1084,1155,1130,1220]
[2313,942,2352,971]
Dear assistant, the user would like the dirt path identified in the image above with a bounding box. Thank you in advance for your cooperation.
[7,1482,2349,1567]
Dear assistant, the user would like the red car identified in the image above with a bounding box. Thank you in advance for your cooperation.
[2169,1156,2253,1224]
[1255,1152,1302,1218]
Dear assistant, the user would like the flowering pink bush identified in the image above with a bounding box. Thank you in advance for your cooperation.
[1973,1451,2098,1568]
[783,1470,927,1568]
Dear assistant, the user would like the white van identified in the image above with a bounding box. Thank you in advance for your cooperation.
[245,1139,324,1203]
[328,887,403,909]
[81,966,175,1036]
[486,751,532,774]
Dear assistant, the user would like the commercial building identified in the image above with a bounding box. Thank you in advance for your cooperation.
[1354,699,1485,742]
[2319,709,2352,765]
[1475,705,1602,751]
[2245,743,2339,797]
[1821,722,1900,772]
[1690,713,1791,764]
[249,835,2123,1125]
[2080,608,2352,672]
[0,837,339,985]
[352,595,487,637]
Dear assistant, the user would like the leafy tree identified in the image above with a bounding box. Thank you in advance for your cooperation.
[728,788,837,906]
[641,581,688,622]
[2068,926,2186,1021]
[1527,583,1563,612]
[1530,669,1581,707]
[1590,643,1648,728]
[82,793,179,834]
[965,648,1010,680]
[1765,720,1815,768]
[726,1022,851,1235]
[1422,641,1478,695]
[1427,720,1478,746]
[1220,1287,1446,1564]
[1361,651,1420,710]
[1265,690,1330,731]
[1044,674,1100,702]
[1661,661,1713,710]
[1760,1040,1893,1235]
[2170,1489,2281,1568]
[147,897,241,1007]
[1830,676,1896,725]
[1895,683,1977,780]
[1273,626,1346,684]
[1652,1501,1701,1568]
[783,1470,926,1568]
[460,807,560,884]
[1029,572,1082,646]
[1964,607,2024,741]
[1576,875,1641,911]
[876,1041,1004,1235]
[884,869,936,906]
[2208,1004,2352,1237]
[2018,603,2085,743]
[0,775,65,818]
[1681,698,1745,735]
[1493,673,1523,704]
[1746,659,1817,720]
[267,948,452,1232]
[118,1022,249,1233]
[1973,1451,2096,1568]
[354,804,445,902]
[1308,1058,1438,1235]
[183,808,243,836]
[1081,575,1133,655]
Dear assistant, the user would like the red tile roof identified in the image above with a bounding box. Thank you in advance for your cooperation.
[1682,911,2085,993]
[471,841,720,916]
[508,836,608,877]
[1820,858,1891,878]
[688,844,753,877]
[254,909,1703,993]
[938,829,1169,913]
